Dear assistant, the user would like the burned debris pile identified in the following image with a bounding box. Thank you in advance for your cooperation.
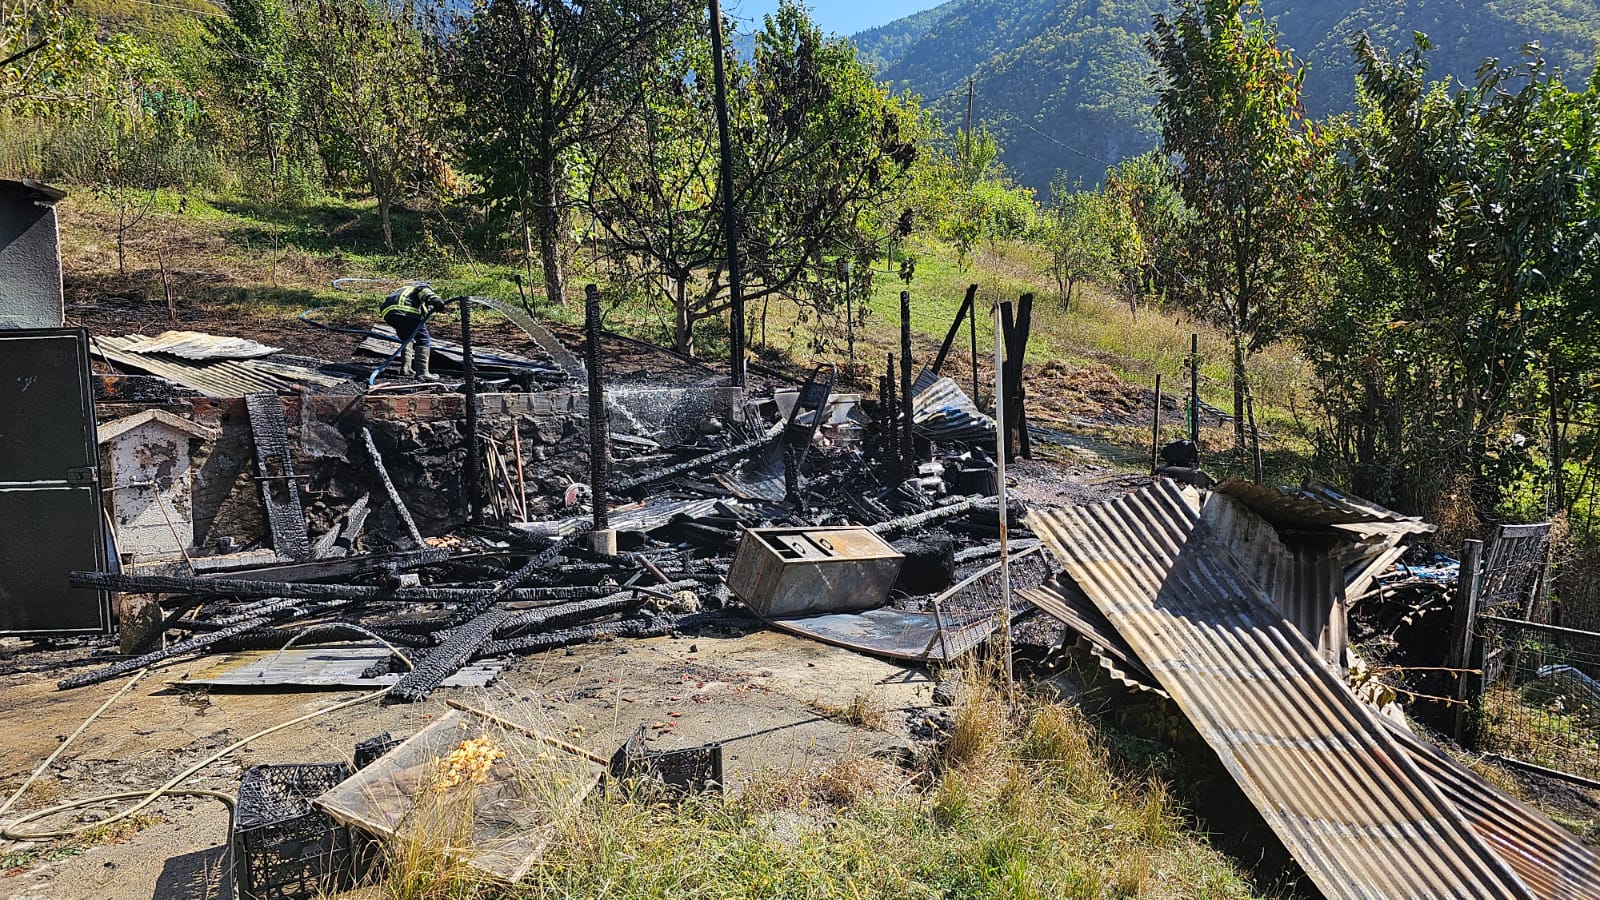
[41,287,1053,706]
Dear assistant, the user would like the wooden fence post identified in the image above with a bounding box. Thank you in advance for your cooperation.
[1448,539,1485,743]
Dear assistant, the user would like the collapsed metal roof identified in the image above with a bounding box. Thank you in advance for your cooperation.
[1027,479,1537,900]
[125,330,283,360]
[92,334,354,397]
[1023,563,1600,899]
[911,371,995,444]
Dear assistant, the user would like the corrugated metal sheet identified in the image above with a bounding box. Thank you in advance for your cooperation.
[1020,576,1165,697]
[1215,477,1436,537]
[125,331,282,360]
[1202,492,1350,664]
[515,497,723,539]
[357,326,564,374]
[1384,721,1600,900]
[1027,480,1534,900]
[1024,571,1600,900]
[93,335,353,397]
[911,371,995,444]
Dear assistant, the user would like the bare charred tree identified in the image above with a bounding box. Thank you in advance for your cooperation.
[443,0,687,308]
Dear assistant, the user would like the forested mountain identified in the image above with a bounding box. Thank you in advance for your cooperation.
[858,0,1600,191]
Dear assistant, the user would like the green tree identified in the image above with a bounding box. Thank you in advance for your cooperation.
[444,0,688,306]
[292,0,444,250]
[1307,34,1600,513]
[1037,174,1114,311]
[1148,0,1320,456]
[205,0,299,183]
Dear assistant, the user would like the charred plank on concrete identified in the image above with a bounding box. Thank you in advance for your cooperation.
[245,393,312,561]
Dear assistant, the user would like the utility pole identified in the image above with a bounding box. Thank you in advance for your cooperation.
[965,76,975,159]
[708,0,745,387]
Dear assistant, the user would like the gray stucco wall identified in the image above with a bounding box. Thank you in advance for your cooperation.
[0,182,65,329]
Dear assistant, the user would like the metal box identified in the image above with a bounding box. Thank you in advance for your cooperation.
[728,527,903,618]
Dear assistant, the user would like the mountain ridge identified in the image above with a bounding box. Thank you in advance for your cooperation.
[854,0,1600,191]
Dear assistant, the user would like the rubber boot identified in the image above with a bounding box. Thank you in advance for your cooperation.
[419,352,440,381]
[400,345,416,376]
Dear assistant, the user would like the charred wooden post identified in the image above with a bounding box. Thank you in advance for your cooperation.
[360,428,424,548]
[461,297,482,526]
[1448,539,1485,742]
[899,290,916,472]
[884,354,899,473]
[969,288,981,408]
[998,294,1034,461]
[244,393,312,560]
[932,284,977,377]
[1152,374,1163,471]
[1189,332,1200,445]
[584,284,611,543]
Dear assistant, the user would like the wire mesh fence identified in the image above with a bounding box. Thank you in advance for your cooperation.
[1475,615,1600,782]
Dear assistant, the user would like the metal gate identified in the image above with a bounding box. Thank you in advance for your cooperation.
[0,327,109,634]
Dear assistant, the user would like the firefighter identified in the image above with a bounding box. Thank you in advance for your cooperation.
[379,282,447,379]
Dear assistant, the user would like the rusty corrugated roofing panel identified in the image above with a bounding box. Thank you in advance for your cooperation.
[1025,571,1598,900]
[92,335,353,397]
[1202,492,1350,664]
[910,373,995,444]
[1020,576,1166,697]
[1215,477,1436,537]
[1385,721,1600,900]
[1026,480,1532,900]
[125,331,282,360]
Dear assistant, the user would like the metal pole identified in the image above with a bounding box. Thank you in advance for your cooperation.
[900,290,916,473]
[708,0,744,387]
[845,260,855,375]
[1152,373,1162,471]
[584,284,610,533]
[460,298,481,526]
[993,300,1012,697]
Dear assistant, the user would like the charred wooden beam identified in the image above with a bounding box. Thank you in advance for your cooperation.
[70,571,622,604]
[58,599,353,689]
[360,426,424,548]
[385,606,516,701]
[869,497,992,539]
[245,393,312,560]
[477,614,671,658]
[194,548,448,583]
[612,426,778,495]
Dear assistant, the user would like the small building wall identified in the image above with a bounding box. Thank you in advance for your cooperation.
[99,415,213,564]
[0,180,66,330]
[96,390,589,557]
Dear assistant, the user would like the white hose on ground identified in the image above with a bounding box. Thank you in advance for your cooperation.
[0,628,414,842]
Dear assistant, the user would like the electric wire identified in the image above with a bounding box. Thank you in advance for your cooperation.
[0,627,414,842]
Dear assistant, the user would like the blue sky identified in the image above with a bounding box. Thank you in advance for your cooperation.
[725,0,938,37]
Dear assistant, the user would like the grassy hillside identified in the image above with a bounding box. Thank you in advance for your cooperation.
[859,0,1600,191]
[56,185,1310,474]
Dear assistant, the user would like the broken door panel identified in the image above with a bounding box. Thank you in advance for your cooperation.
[0,327,109,634]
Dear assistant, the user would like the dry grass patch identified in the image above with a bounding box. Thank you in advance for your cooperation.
[362,671,1262,899]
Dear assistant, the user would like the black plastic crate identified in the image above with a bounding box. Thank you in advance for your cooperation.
[232,763,355,900]
[609,723,723,795]
[353,732,400,770]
